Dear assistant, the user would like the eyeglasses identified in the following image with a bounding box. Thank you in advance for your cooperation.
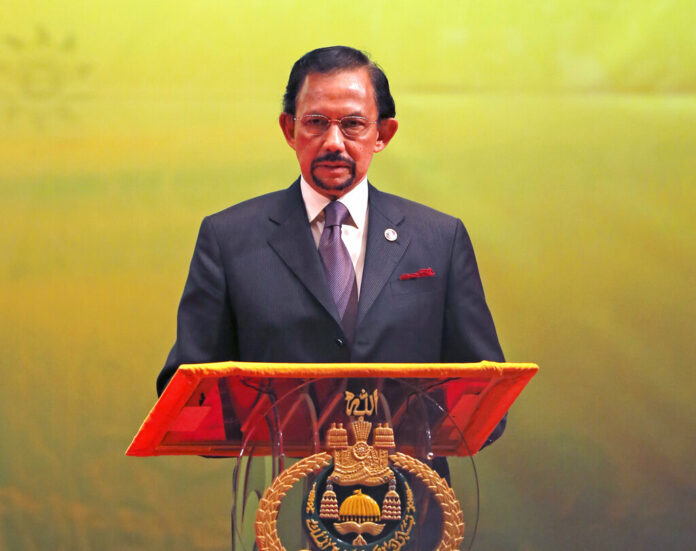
[294,114,378,138]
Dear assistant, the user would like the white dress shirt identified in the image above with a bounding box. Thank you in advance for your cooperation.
[300,175,369,295]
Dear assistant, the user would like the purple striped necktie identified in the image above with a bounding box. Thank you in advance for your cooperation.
[318,200,358,342]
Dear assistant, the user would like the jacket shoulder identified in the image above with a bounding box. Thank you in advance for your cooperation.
[202,182,302,234]
[370,187,461,229]
[207,188,287,222]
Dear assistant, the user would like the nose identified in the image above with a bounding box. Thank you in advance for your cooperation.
[321,120,346,152]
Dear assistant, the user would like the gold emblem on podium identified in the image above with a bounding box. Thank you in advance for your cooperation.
[255,390,465,550]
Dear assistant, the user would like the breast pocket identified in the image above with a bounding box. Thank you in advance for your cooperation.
[389,275,441,297]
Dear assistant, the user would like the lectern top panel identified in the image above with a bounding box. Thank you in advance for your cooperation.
[126,361,538,458]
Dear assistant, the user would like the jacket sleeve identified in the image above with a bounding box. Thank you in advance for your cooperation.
[441,218,507,448]
[441,219,504,364]
[156,216,238,395]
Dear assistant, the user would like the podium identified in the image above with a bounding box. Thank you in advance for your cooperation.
[127,361,538,550]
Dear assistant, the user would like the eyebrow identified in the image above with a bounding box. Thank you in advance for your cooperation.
[304,111,366,117]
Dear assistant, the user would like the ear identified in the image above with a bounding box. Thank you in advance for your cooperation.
[373,118,398,153]
[279,112,296,149]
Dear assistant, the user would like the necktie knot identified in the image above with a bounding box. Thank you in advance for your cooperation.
[324,200,350,227]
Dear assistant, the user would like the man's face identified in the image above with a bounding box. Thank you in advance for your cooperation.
[280,68,397,199]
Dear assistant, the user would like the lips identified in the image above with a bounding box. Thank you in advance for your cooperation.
[315,162,351,169]
[312,152,355,170]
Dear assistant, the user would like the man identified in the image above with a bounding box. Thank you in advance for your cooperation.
[157,46,505,446]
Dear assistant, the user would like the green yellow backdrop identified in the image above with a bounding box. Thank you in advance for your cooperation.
[1,1,694,549]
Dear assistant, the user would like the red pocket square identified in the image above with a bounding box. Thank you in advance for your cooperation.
[399,267,435,280]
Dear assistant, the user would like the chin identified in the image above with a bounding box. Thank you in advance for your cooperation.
[311,175,356,197]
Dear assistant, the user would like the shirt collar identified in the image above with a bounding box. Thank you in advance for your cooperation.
[300,175,368,229]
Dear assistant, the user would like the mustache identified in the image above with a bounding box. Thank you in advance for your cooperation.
[311,152,356,168]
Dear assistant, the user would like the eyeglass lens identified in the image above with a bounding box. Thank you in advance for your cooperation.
[301,115,371,137]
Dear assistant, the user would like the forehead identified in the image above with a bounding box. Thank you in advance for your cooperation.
[295,68,377,116]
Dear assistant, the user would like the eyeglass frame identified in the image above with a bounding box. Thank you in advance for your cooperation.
[293,113,379,138]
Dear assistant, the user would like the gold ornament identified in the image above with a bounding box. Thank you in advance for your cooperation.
[390,452,466,551]
[318,480,338,520]
[306,482,316,515]
[255,452,332,551]
[327,419,394,486]
[254,389,466,551]
[381,477,402,521]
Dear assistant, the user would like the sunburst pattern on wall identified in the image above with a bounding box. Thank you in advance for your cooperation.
[0,26,92,129]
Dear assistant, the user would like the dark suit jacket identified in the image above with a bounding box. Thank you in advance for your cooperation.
[157,179,505,442]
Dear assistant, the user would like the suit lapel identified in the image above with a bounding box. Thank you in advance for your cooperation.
[358,184,410,325]
[267,180,342,327]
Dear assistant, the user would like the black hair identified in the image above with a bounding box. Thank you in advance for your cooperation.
[282,46,396,120]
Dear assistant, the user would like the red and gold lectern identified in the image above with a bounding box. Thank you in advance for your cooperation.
[127,361,538,550]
